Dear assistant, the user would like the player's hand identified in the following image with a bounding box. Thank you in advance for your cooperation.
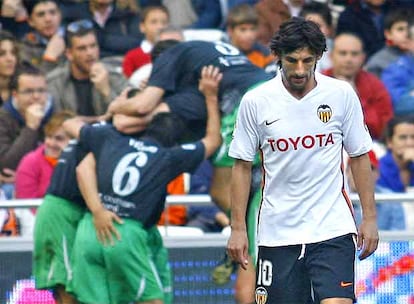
[90,62,110,98]
[0,168,16,183]
[92,208,123,246]
[226,228,249,270]
[198,65,222,98]
[357,216,379,260]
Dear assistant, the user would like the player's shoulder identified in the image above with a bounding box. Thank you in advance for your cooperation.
[243,76,278,98]
[84,121,115,133]
[46,63,68,82]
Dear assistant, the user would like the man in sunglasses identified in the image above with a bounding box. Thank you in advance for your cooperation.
[0,64,54,198]
[47,19,128,122]
[21,0,66,73]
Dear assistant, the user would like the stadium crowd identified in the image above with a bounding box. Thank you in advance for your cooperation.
[0,0,414,303]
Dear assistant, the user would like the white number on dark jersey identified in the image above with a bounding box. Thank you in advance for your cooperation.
[112,152,148,196]
[214,41,240,56]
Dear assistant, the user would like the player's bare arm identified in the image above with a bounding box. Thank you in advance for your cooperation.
[349,153,379,260]
[112,103,170,134]
[227,159,252,270]
[199,65,223,158]
[108,86,165,116]
[62,117,86,139]
[76,153,123,246]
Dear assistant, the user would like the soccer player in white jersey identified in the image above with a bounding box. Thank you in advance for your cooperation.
[227,17,379,304]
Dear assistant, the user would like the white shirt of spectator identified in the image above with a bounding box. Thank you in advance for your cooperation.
[229,72,372,247]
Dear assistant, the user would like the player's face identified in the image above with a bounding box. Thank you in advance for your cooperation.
[228,23,257,52]
[0,40,18,77]
[330,35,365,79]
[13,75,48,114]
[28,1,61,38]
[387,123,414,162]
[280,47,318,97]
[44,126,70,159]
[140,9,169,44]
[66,33,99,74]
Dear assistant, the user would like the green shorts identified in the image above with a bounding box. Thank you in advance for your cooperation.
[247,190,262,261]
[147,226,173,304]
[33,194,85,290]
[70,213,166,304]
[212,105,260,167]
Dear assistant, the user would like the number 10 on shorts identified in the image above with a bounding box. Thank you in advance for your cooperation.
[257,259,273,286]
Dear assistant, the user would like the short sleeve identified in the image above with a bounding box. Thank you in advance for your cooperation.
[228,93,260,161]
[168,141,205,176]
[342,85,373,156]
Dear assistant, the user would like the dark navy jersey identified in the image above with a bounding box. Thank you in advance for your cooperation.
[79,123,205,227]
[149,40,271,122]
[46,140,87,207]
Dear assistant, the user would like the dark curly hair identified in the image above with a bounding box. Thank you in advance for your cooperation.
[270,17,327,66]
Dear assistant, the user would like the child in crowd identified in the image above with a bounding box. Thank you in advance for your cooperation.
[225,3,276,74]
[365,7,412,78]
[299,1,333,72]
[122,5,169,78]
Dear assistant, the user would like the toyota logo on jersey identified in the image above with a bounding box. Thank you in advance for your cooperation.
[317,104,332,123]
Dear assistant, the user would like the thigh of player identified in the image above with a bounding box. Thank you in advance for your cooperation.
[256,245,311,304]
[305,233,356,303]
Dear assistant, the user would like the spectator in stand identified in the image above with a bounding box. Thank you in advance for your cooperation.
[163,0,222,29]
[61,0,142,58]
[225,4,275,74]
[365,7,412,78]
[20,0,66,73]
[300,1,334,72]
[375,116,414,229]
[0,64,53,199]
[322,33,393,141]
[9,110,74,240]
[336,0,394,59]
[47,20,127,120]
[255,0,291,46]
[347,149,405,230]
[122,5,170,78]
[381,23,414,116]
[0,30,19,106]
[15,110,74,200]
[0,0,30,39]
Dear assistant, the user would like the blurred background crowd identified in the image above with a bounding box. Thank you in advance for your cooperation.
[1,0,414,236]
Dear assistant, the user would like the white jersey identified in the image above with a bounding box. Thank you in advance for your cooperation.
[229,72,372,247]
